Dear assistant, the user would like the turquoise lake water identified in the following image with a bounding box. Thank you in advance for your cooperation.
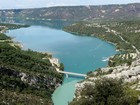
[7,20,117,105]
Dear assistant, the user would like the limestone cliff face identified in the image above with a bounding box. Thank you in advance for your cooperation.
[0,61,62,105]
[0,66,62,89]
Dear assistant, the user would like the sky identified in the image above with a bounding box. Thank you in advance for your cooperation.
[0,0,140,9]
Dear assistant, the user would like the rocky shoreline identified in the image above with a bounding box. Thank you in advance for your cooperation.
[74,53,140,101]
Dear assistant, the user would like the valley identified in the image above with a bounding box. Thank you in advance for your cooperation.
[0,2,140,105]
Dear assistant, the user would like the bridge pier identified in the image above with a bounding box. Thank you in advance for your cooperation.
[66,74,68,78]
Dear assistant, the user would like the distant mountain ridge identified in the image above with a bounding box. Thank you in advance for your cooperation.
[0,3,140,21]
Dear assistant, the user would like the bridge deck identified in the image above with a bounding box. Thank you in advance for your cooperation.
[58,71,87,77]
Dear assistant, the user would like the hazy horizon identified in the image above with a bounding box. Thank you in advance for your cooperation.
[0,0,140,9]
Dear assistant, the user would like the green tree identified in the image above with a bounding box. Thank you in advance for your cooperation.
[69,78,138,105]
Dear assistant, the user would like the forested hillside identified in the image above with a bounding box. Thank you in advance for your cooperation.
[0,24,63,105]
[0,3,140,21]
[64,21,140,53]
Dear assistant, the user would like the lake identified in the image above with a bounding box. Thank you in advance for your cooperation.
[6,20,117,105]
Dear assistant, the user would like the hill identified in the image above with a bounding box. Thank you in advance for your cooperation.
[64,20,140,53]
[0,3,140,21]
[0,24,63,105]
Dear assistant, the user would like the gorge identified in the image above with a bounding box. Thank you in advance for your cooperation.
[0,2,140,105]
[6,20,117,105]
